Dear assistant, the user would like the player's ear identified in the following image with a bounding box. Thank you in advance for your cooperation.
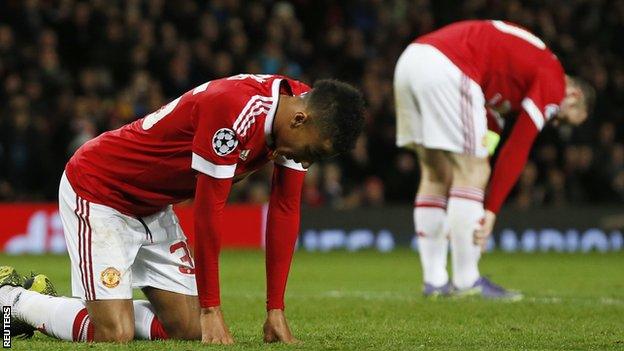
[291,111,309,128]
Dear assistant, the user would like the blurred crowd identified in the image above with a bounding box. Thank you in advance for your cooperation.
[0,0,623,210]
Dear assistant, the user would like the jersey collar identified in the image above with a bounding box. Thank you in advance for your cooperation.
[264,78,283,147]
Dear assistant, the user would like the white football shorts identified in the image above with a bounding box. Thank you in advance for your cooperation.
[58,172,198,300]
[394,43,488,158]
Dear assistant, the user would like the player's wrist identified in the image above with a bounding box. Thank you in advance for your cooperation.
[267,308,285,315]
[266,303,285,311]
[201,306,223,315]
[484,203,500,215]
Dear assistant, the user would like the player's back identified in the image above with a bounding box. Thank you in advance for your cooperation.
[415,20,565,127]
[65,75,306,217]
[416,20,560,88]
[66,90,200,214]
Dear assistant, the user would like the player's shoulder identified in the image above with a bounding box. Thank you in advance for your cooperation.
[192,74,310,137]
[210,73,299,89]
[534,58,566,99]
[486,20,563,72]
[218,74,277,92]
[191,75,276,125]
[198,74,308,105]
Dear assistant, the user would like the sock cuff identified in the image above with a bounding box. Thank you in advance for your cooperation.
[414,195,448,209]
[150,316,169,340]
[449,187,484,202]
[71,308,90,342]
[86,321,94,342]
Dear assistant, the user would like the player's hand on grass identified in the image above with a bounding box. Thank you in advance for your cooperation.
[263,309,300,344]
[474,210,496,252]
[200,306,235,344]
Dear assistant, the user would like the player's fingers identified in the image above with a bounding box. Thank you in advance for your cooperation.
[473,230,484,245]
[212,337,233,345]
[474,237,483,248]
[283,337,301,344]
[203,334,234,345]
[473,230,486,249]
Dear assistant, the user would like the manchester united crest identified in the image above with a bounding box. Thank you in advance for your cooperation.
[100,267,121,288]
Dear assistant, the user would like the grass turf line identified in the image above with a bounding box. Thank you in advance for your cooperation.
[1,250,623,350]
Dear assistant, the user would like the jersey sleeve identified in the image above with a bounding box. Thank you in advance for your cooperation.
[191,85,245,179]
[519,67,565,131]
[265,164,306,310]
[193,173,233,308]
[484,114,539,213]
[484,69,564,213]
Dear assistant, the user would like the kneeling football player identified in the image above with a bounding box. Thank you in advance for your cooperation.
[0,74,364,344]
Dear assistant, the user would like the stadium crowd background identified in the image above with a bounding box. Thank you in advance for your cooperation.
[0,0,622,210]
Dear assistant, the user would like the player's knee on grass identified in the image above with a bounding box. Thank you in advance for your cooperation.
[141,287,202,340]
[93,323,135,342]
[160,316,201,340]
[86,300,135,342]
[154,307,201,340]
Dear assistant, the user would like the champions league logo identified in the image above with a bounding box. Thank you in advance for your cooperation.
[212,128,238,156]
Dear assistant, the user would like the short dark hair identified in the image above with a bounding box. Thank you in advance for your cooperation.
[568,75,596,114]
[305,79,365,155]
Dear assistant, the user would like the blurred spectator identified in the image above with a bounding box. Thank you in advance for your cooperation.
[0,0,622,210]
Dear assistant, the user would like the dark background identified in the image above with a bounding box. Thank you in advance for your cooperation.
[0,0,622,210]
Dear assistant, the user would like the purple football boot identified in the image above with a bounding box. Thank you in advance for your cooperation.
[423,282,454,298]
[454,277,523,301]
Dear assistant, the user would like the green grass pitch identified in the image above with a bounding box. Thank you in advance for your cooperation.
[1,250,623,350]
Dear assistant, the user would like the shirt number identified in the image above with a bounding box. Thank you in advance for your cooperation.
[142,96,181,130]
[141,81,211,130]
[227,74,273,83]
[492,20,546,49]
[170,241,195,274]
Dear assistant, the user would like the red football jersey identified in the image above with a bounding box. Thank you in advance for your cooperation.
[417,20,566,133]
[66,74,310,216]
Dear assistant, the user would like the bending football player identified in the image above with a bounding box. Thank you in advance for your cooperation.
[394,20,591,299]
